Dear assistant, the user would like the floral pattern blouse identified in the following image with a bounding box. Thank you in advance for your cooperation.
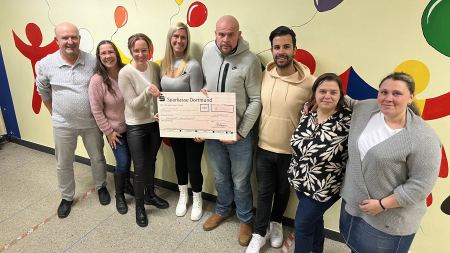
[287,107,352,202]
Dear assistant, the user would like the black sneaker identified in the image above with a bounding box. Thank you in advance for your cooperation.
[57,199,73,218]
[98,186,111,205]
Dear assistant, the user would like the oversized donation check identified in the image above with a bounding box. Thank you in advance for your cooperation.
[157,92,237,140]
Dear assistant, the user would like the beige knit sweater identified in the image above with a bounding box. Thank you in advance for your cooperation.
[118,62,161,125]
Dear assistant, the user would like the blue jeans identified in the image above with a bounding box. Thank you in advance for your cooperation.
[339,201,415,253]
[111,134,131,175]
[295,192,340,253]
[206,131,255,223]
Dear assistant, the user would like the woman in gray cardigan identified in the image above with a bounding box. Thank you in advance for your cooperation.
[340,72,441,253]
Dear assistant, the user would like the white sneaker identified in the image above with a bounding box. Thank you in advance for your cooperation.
[191,191,203,221]
[176,185,188,217]
[245,234,266,253]
[265,226,271,240]
[269,221,283,248]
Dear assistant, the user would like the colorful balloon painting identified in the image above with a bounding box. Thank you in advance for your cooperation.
[422,0,450,57]
[187,1,208,27]
[114,6,128,29]
[442,194,450,215]
[295,48,316,74]
[314,0,344,12]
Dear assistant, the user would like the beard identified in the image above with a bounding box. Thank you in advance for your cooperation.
[274,54,294,68]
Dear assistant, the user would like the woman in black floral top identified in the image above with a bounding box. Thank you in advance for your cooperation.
[287,73,351,253]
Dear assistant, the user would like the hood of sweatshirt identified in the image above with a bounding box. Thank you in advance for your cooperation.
[213,37,250,58]
[265,59,312,85]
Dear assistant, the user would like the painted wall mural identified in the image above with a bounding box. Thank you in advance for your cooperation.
[8,0,450,213]
[12,23,58,114]
[1,0,448,251]
[186,1,208,27]
[280,0,450,213]
[314,0,344,12]
[422,0,450,57]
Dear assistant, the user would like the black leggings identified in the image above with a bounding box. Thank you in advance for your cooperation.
[169,138,204,192]
[127,122,161,205]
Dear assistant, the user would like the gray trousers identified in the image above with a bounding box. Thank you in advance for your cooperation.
[53,127,107,201]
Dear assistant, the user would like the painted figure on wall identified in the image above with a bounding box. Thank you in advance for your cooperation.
[12,22,59,114]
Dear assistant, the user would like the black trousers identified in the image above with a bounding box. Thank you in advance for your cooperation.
[126,122,161,205]
[254,147,291,236]
[169,138,204,193]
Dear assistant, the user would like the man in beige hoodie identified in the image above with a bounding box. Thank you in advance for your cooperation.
[246,26,316,253]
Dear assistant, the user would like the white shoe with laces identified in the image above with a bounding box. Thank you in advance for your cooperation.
[245,234,266,253]
[191,191,203,221]
[176,185,188,217]
[269,221,283,248]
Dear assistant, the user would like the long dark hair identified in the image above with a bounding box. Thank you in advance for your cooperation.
[379,72,420,115]
[94,40,125,96]
[309,73,347,111]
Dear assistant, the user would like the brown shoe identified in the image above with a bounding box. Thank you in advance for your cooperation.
[203,213,228,231]
[239,223,253,246]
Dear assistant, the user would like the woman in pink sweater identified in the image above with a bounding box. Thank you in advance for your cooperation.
[88,40,133,215]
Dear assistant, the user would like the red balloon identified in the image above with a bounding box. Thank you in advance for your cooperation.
[187,1,208,27]
[114,6,128,29]
[295,49,316,74]
[148,44,154,60]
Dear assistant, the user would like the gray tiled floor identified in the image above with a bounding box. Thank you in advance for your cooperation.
[0,142,349,253]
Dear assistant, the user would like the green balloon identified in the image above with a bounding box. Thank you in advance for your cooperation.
[422,0,450,57]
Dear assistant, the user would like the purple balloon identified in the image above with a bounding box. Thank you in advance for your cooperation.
[314,0,344,12]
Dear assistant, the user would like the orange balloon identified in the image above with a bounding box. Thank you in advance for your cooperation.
[114,6,128,29]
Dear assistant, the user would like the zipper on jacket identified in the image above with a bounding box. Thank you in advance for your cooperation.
[216,57,230,93]
[220,63,230,92]
[216,58,225,92]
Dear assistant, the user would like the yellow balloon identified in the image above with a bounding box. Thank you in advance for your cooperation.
[394,60,430,95]
[175,0,183,6]
[116,46,131,64]
[413,98,425,116]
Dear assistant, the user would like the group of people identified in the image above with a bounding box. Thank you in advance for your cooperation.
[35,14,441,253]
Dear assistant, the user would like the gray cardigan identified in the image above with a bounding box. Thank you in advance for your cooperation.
[341,99,441,235]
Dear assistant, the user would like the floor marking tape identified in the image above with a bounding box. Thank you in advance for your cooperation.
[0,187,96,252]
[280,232,295,253]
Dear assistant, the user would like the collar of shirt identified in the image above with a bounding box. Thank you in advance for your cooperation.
[56,50,86,68]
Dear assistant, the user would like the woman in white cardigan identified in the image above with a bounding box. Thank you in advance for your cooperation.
[118,33,168,227]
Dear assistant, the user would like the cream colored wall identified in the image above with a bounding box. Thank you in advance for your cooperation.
[0,1,448,252]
